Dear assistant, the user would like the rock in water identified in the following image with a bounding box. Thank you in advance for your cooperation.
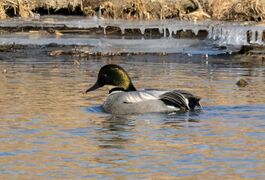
[236,79,248,87]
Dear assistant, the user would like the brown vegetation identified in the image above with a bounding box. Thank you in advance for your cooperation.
[0,0,265,21]
[208,0,265,21]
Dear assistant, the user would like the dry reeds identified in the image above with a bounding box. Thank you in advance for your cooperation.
[0,0,9,19]
[0,0,264,22]
[17,0,34,18]
[208,0,265,21]
[0,0,34,19]
[0,4,7,19]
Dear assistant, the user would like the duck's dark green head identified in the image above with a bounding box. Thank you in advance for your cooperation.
[86,64,136,93]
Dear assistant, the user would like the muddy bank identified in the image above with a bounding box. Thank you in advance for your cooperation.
[1,0,265,22]
[0,43,265,61]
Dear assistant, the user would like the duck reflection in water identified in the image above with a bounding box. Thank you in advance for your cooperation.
[96,115,136,149]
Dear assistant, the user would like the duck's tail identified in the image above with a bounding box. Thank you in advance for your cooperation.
[188,96,202,110]
[160,90,202,111]
[197,101,203,110]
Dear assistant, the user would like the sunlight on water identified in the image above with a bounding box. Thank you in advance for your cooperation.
[0,53,265,179]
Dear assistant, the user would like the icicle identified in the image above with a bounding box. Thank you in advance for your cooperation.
[207,27,213,39]
[168,27,172,38]
[243,29,248,45]
[244,29,249,45]
[140,27,145,35]
[173,27,182,37]
[250,30,256,43]
[192,28,199,36]
[174,29,178,35]
[103,26,106,35]
[218,27,223,40]
[120,27,125,35]
[159,27,163,34]
[256,30,263,44]
[221,28,227,44]
[212,27,216,40]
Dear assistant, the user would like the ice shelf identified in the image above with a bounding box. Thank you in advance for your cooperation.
[99,18,265,46]
[0,16,264,54]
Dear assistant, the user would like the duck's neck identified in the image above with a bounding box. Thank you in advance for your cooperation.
[118,80,136,91]
[109,82,136,94]
[127,82,137,91]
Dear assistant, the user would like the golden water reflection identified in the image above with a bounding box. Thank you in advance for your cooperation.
[0,55,265,179]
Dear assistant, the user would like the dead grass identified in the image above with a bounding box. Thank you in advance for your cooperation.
[208,0,265,21]
[0,4,7,19]
[17,0,34,18]
[0,0,265,21]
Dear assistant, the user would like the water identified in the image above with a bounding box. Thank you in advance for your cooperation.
[0,53,265,179]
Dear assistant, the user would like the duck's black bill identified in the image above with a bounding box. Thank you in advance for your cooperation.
[86,82,100,93]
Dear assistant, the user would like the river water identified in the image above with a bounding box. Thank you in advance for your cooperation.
[0,52,265,179]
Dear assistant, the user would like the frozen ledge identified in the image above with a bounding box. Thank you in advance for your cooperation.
[0,16,264,54]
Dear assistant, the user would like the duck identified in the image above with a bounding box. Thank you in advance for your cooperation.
[85,64,202,115]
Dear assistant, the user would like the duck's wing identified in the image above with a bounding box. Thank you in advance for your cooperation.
[159,90,190,111]
[121,91,158,104]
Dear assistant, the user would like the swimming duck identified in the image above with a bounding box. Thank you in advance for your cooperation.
[86,64,201,114]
